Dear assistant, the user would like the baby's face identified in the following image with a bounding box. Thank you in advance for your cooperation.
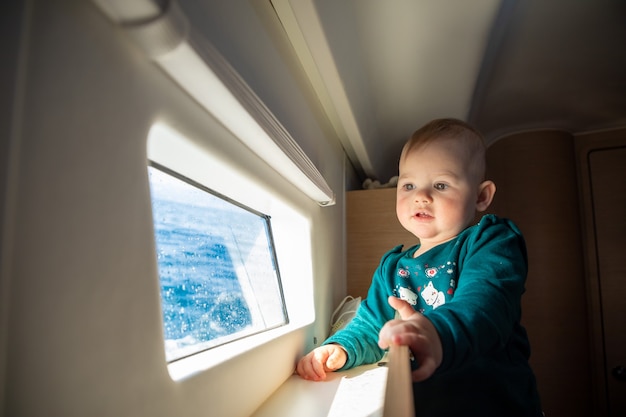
[396,138,480,250]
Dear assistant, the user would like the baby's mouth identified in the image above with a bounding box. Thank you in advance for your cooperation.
[415,211,433,219]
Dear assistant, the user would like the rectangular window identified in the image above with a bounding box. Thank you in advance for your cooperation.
[148,163,288,362]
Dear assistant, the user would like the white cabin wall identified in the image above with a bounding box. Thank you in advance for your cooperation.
[1,0,351,416]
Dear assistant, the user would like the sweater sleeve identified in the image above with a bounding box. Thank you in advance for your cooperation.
[425,215,529,373]
[323,245,404,369]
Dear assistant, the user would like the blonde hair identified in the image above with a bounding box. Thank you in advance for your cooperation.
[400,118,487,181]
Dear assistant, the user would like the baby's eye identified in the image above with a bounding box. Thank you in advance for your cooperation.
[402,183,416,191]
[433,183,448,191]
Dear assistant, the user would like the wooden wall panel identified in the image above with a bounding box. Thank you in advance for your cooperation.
[346,188,418,299]
[486,131,591,417]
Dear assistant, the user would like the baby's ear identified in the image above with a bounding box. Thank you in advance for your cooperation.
[475,180,496,212]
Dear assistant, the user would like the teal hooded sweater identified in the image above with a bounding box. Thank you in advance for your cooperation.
[325,214,542,416]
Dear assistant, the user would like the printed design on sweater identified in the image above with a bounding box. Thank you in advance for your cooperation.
[421,281,445,308]
[395,266,418,305]
[394,261,458,311]
[397,286,418,305]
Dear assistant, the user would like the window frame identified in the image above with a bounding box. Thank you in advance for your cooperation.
[146,122,315,380]
[148,161,289,363]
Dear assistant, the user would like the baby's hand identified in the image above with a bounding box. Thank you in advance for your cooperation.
[378,296,443,382]
[295,344,347,381]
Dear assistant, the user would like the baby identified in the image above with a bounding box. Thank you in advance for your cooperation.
[296,118,542,416]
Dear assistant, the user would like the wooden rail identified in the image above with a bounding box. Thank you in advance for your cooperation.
[382,344,415,417]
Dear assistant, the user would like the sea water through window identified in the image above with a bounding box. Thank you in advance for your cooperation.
[148,163,288,362]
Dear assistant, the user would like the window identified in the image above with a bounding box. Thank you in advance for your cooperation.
[148,163,288,362]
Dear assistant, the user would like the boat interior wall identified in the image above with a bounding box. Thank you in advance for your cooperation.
[2,1,349,416]
[0,2,27,413]
[485,127,626,416]
[575,129,626,417]
[484,130,592,417]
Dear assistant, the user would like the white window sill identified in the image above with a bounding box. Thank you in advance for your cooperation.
[251,362,389,417]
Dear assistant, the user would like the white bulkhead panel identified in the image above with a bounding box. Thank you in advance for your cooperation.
[1,0,349,416]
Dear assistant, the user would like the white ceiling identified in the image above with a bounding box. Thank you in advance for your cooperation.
[272,0,626,181]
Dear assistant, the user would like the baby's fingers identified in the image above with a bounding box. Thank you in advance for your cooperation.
[296,353,326,381]
[308,350,330,380]
[325,346,347,371]
[411,356,437,382]
[388,296,418,320]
